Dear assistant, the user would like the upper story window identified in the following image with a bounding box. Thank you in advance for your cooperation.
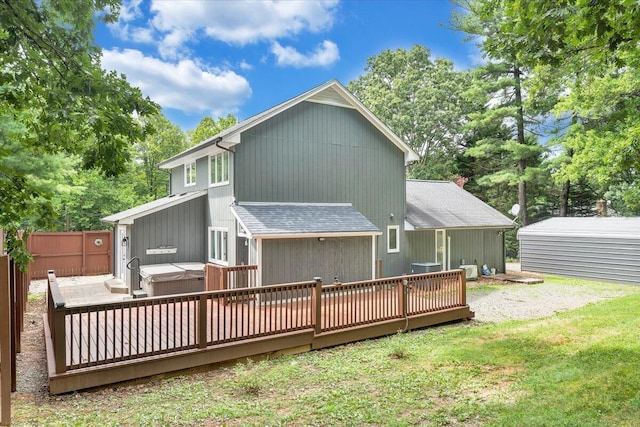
[209,151,229,186]
[184,161,196,186]
[387,225,400,253]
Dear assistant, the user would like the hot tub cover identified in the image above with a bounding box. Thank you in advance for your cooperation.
[139,262,205,283]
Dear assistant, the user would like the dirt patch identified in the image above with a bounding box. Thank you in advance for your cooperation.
[15,294,49,401]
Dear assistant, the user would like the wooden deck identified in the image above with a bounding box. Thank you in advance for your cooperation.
[45,269,474,394]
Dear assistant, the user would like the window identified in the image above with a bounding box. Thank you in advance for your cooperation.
[209,227,228,264]
[184,161,196,186]
[209,152,229,186]
[387,225,400,253]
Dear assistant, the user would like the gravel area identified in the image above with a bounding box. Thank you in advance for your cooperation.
[467,282,634,323]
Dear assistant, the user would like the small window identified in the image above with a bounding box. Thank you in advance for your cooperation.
[209,152,229,186]
[184,161,196,186]
[387,225,400,253]
[209,227,228,264]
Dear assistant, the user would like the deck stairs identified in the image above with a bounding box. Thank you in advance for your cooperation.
[104,278,129,294]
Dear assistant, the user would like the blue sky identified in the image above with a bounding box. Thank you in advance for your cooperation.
[96,0,480,131]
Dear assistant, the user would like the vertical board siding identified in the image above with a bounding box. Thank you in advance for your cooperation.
[170,157,210,194]
[520,235,640,284]
[208,181,236,265]
[262,237,371,285]
[132,195,207,266]
[406,229,506,273]
[235,101,406,277]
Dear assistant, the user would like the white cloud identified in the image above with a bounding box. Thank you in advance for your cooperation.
[271,40,339,68]
[150,0,338,45]
[101,49,252,116]
[119,0,143,21]
[239,60,253,71]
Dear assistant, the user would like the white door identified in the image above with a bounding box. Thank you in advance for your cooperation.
[435,229,447,270]
[117,225,128,281]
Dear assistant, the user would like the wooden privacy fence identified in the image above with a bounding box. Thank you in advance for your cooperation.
[28,231,113,279]
[46,269,471,392]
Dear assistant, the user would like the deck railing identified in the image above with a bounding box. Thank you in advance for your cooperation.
[206,264,258,290]
[47,269,467,374]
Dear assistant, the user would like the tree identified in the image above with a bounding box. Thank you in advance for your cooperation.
[0,0,158,266]
[452,1,549,226]
[188,115,238,146]
[474,0,640,215]
[134,114,188,200]
[348,45,471,180]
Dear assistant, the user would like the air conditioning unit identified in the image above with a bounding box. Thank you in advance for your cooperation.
[459,264,478,281]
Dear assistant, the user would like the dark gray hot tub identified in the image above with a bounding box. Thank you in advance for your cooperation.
[139,262,205,296]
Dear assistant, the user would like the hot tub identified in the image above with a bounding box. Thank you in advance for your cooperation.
[139,262,205,296]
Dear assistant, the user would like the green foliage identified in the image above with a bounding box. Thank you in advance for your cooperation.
[187,115,238,146]
[0,0,158,266]
[348,45,473,180]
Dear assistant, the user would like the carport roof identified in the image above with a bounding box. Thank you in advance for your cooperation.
[406,180,514,230]
[101,190,207,225]
[231,202,381,238]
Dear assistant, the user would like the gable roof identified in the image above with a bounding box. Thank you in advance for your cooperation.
[101,190,207,225]
[406,180,513,230]
[231,202,381,238]
[518,217,640,239]
[158,80,419,169]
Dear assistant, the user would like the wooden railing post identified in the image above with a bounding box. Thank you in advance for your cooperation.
[313,277,323,335]
[1,255,12,426]
[198,294,208,349]
[47,271,67,374]
[459,268,467,306]
[398,278,407,318]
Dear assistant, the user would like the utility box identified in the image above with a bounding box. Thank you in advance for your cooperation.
[411,262,442,274]
[459,264,479,281]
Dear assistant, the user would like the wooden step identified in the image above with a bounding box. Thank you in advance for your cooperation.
[104,278,129,294]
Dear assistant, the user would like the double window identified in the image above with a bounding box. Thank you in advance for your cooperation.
[209,227,228,264]
[184,161,196,186]
[209,152,229,186]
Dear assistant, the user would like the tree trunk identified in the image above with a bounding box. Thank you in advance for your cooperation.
[559,179,570,217]
[513,65,528,226]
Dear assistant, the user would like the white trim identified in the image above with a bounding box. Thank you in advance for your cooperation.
[184,161,196,187]
[208,226,229,266]
[447,235,451,270]
[435,229,446,268]
[239,201,354,207]
[387,225,400,253]
[254,231,382,239]
[256,238,263,287]
[102,190,207,225]
[371,235,376,279]
[237,221,248,238]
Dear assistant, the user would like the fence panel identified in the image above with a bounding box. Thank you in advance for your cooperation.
[28,231,113,279]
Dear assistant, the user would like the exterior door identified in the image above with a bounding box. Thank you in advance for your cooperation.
[117,225,128,281]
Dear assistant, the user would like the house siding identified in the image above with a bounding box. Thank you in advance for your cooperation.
[170,156,210,194]
[130,195,207,266]
[406,229,505,273]
[520,234,640,285]
[234,101,406,277]
[261,236,372,285]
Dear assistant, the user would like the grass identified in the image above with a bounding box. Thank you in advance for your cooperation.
[12,278,640,426]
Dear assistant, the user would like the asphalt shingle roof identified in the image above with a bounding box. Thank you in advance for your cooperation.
[101,190,207,224]
[518,217,640,238]
[231,203,380,237]
[406,180,513,230]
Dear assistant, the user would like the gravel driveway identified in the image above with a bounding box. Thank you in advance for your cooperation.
[467,281,636,323]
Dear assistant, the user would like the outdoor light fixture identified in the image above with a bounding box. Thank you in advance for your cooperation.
[389,213,394,219]
[318,237,326,242]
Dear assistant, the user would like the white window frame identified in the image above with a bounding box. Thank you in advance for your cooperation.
[387,225,400,253]
[209,151,229,187]
[184,161,196,187]
[208,226,228,265]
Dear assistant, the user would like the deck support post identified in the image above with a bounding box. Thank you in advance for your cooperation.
[313,277,322,335]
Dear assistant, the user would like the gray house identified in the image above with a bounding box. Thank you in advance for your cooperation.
[518,217,640,285]
[103,80,513,291]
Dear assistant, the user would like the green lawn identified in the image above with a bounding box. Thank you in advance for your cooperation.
[13,278,640,426]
